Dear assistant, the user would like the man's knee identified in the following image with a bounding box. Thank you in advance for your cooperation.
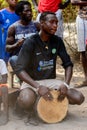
[9,55,18,70]
[76,92,85,105]
[67,88,85,105]
[17,88,37,110]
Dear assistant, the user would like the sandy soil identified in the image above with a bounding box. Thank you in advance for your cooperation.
[0,60,87,130]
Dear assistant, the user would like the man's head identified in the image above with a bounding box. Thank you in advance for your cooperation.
[15,1,32,22]
[40,12,58,35]
[6,0,18,8]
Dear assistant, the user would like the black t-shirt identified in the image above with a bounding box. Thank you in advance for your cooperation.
[15,34,73,80]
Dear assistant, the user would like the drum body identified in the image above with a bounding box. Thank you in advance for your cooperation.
[37,90,68,123]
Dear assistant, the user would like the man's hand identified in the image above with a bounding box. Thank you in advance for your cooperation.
[38,85,53,101]
[16,38,25,47]
[58,84,68,101]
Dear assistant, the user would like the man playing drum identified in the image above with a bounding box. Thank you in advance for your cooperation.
[13,12,84,124]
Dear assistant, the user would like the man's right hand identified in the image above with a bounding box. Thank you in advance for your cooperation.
[17,38,25,47]
[38,85,53,101]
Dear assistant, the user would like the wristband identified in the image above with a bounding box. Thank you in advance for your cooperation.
[63,82,69,89]
[35,84,41,94]
[36,87,39,92]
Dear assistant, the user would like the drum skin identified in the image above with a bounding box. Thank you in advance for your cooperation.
[37,90,68,123]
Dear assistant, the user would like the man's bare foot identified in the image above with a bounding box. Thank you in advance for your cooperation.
[24,111,39,126]
[0,112,8,125]
[75,80,87,88]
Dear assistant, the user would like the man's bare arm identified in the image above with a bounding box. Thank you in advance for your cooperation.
[65,66,73,85]
[6,26,24,53]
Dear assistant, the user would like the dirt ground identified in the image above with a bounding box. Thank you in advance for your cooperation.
[0,59,87,130]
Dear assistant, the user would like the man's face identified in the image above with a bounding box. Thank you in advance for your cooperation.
[21,5,32,22]
[41,14,58,35]
[6,0,18,7]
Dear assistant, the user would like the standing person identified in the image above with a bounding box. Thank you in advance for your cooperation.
[0,0,19,63]
[6,0,40,63]
[0,59,8,125]
[13,12,84,123]
[71,0,87,87]
[33,0,70,39]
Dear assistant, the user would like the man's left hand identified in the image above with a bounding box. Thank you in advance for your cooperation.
[58,84,68,101]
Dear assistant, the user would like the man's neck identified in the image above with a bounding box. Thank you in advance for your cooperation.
[20,20,31,26]
[6,6,15,12]
[39,31,50,42]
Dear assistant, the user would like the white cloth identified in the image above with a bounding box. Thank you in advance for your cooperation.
[0,59,8,75]
[76,15,87,52]
[21,79,63,92]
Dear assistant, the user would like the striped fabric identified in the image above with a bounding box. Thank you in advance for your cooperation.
[76,15,87,52]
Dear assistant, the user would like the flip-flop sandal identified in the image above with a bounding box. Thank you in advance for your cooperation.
[75,80,87,88]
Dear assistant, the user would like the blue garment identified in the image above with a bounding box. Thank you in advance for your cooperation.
[0,8,20,62]
[0,25,2,59]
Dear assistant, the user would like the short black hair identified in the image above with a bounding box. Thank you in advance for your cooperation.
[15,0,31,15]
[40,11,56,21]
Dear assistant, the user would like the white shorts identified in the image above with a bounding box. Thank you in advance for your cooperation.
[76,15,87,52]
[21,79,64,92]
[0,59,7,75]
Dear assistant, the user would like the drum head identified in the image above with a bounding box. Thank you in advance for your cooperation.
[37,90,68,123]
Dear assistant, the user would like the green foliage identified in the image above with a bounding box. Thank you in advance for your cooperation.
[0,0,8,9]
[63,3,78,22]
[0,0,37,20]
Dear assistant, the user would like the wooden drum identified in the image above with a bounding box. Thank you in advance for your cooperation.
[37,90,68,123]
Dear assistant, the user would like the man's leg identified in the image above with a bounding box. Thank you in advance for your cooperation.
[17,88,37,110]
[75,15,87,88]
[16,88,38,125]
[76,52,87,88]
[67,88,85,105]
[9,55,22,87]
[81,52,87,82]
[9,55,18,70]
[0,86,8,125]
